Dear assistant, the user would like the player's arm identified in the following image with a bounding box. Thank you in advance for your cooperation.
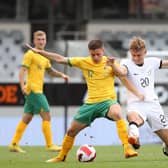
[160,60,168,69]
[107,57,128,76]
[19,66,27,95]
[46,67,69,81]
[26,44,68,64]
[118,76,145,101]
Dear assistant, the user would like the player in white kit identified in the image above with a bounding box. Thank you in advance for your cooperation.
[107,36,168,156]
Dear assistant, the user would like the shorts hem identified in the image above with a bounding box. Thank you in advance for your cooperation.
[153,126,168,132]
[73,118,90,125]
[127,110,146,122]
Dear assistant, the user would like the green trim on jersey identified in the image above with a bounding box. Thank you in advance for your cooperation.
[67,58,72,67]
[21,64,29,68]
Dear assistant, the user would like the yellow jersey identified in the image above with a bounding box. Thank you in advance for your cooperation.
[68,56,117,103]
[21,50,51,94]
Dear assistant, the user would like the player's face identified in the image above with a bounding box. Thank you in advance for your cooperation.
[130,49,146,65]
[89,48,104,64]
[33,35,46,50]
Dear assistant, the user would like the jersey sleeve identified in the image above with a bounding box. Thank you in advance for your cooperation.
[67,57,84,69]
[120,59,128,67]
[21,50,33,68]
[120,59,129,71]
[120,59,130,75]
[149,57,162,70]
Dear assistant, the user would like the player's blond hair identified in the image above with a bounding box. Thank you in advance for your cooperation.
[129,36,146,51]
[33,30,46,39]
[88,40,103,50]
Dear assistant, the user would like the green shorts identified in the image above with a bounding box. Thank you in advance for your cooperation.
[24,92,50,114]
[74,99,118,125]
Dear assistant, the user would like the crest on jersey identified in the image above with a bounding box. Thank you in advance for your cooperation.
[37,64,42,70]
[133,73,139,76]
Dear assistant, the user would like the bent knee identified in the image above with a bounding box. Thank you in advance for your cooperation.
[22,116,33,124]
[112,111,122,121]
[107,110,122,121]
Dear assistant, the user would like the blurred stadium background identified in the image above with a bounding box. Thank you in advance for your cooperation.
[0,0,168,146]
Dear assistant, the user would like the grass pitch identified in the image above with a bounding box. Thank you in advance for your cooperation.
[0,145,167,168]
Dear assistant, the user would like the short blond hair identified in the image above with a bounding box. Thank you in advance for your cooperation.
[129,36,146,51]
[33,30,46,39]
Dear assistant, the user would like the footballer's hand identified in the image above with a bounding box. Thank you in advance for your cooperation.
[25,44,41,53]
[106,57,116,66]
[137,93,145,101]
[21,85,27,95]
[62,74,70,81]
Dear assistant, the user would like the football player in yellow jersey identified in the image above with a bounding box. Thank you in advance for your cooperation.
[26,40,138,162]
[9,31,69,153]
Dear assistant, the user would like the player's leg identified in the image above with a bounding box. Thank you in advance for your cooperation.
[106,103,138,158]
[9,113,33,153]
[46,120,88,162]
[36,93,60,151]
[155,129,168,156]
[9,92,34,153]
[127,111,144,149]
[40,110,61,151]
[148,103,168,156]
[145,102,168,156]
[46,103,94,162]
[162,110,168,156]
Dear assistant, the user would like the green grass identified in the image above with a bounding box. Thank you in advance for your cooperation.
[0,145,168,168]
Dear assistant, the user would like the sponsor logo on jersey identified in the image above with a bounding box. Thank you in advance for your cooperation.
[133,73,139,75]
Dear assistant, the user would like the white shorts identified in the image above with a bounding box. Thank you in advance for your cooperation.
[127,101,168,132]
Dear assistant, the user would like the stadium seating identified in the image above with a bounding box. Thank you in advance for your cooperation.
[99,31,168,51]
[0,32,89,82]
[0,30,24,82]
[1,30,168,82]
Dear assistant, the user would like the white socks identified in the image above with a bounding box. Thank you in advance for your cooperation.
[129,122,139,137]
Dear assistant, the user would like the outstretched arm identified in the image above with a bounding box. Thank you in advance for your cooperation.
[118,76,144,101]
[46,67,69,81]
[26,44,68,64]
[160,60,168,69]
[106,57,128,76]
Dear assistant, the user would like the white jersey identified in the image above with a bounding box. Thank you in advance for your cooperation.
[121,57,162,104]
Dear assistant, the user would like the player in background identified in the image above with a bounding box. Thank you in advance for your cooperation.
[107,36,168,156]
[9,31,69,153]
[27,40,139,163]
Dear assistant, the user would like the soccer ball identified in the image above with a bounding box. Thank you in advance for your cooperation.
[77,144,96,162]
